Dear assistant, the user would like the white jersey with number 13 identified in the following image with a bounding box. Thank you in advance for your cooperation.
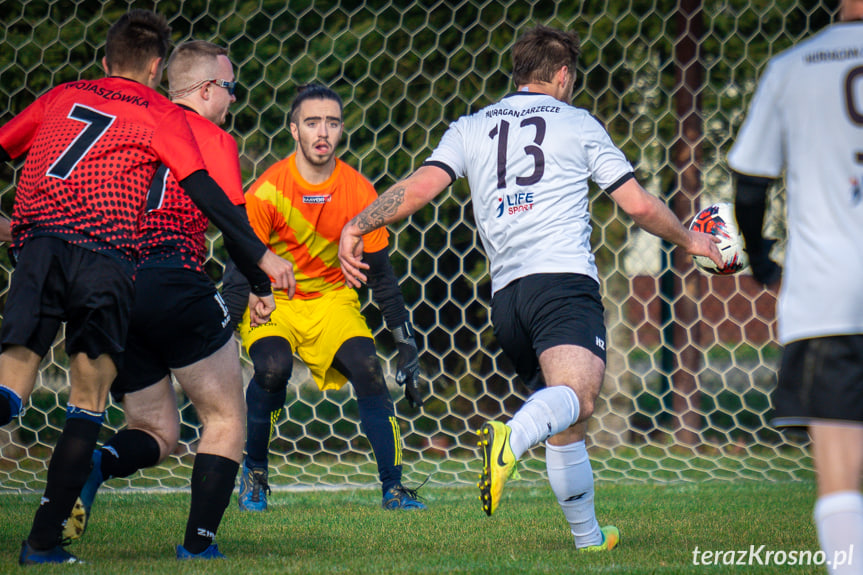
[426,91,634,295]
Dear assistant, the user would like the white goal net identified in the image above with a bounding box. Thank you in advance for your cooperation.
[1,0,824,493]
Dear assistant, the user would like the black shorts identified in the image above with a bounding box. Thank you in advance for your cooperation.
[772,334,863,426]
[491,273,607,390]
[0,237,134,362]
[111,267,233,400]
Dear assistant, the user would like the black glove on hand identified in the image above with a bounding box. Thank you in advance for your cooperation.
[393,322,424,408]
[747,239,783,287]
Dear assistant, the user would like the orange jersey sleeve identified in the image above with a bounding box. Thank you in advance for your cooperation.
[245,154,388,299]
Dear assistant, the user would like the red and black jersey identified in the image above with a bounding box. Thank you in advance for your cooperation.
[0,76,206,266]
[137,107,245,272]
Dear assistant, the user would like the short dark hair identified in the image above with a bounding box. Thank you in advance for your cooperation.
[166,40,229,92]
[105,10,171,76]
[511,25,581,86]
[289,83,343,124]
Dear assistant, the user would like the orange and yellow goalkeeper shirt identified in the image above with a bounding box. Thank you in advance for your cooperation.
[245,153,389,299]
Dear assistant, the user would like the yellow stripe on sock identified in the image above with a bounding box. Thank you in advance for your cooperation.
[390,416,402,466]
[269,408,283,440]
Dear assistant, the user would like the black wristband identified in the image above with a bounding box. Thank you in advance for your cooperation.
[250,281,272,297]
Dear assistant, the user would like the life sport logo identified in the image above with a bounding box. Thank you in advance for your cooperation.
[496,191,535,217]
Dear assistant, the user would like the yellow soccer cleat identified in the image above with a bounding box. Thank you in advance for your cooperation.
[62,450,103,541]
[477,421,520,516]
[61,497,87,541]
[579,525,620,552]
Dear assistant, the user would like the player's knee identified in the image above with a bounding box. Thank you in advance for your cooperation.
[253,363,292,393]
[578,396,595,421]
[334,339,387,398]
[155,438,176,463]
[124,409,179,461]
[149,428,178,461]
[562,381,600,423]
[249,337,294,393]
[199,417,244,462]
[349,356,388,398]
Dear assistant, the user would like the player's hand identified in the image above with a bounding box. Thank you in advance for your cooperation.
[339,221,369,289]
[686,230,724,269]
[258,250,296,299]
[248,293,276,327]
[393,322,424,409]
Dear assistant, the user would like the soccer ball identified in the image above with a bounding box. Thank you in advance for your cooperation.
[688,202,748,275]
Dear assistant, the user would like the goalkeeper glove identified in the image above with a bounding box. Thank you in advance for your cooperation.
[393,322,424,409]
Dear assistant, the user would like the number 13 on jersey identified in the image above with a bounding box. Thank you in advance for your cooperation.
[488,117,546,189]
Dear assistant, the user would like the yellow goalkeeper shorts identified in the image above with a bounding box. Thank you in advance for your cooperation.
[238,288,374,391]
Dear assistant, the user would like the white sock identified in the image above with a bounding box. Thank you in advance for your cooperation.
[506,386,580,459]
[545,440,602,548]
[814,491,863,575]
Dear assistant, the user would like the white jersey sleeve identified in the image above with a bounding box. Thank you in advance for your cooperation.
[728,22,863,343]
[727,59,786,178]
[426,92,633,294]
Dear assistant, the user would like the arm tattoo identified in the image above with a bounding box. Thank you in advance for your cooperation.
[355,186,406,234]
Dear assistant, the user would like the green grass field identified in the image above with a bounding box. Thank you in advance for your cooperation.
[0,480,827,574]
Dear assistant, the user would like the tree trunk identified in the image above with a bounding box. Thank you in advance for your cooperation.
[672,0,704,447]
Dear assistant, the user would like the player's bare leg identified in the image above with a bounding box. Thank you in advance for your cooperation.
[0,346,42,425]
[479,345,603,516]
[170,337,243,558]
[478,344,617,548]
[504,344,604,460]
[121,379,181,460]
[540,344,604,419]
[810,422,863,575]
[173,337,245,462]
[68,353,116,413]
[64,377,179,540]
[72,339,246,554]
[23,353,114,563]
[538,348,616,550]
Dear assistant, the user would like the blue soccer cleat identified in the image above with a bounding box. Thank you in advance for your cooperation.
[238,459,270,512]
[176,543,225,560]
[19,540,80,565]
[62,449,103,540]
[382,483,427,510]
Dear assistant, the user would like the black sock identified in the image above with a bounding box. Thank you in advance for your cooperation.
[28,418,101,549]
[183,453,239,554]
[357,394,402,494]
[0,399,10,426]
[244,378,285,468]
[0,386,22,426]
[100,429,161,479]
